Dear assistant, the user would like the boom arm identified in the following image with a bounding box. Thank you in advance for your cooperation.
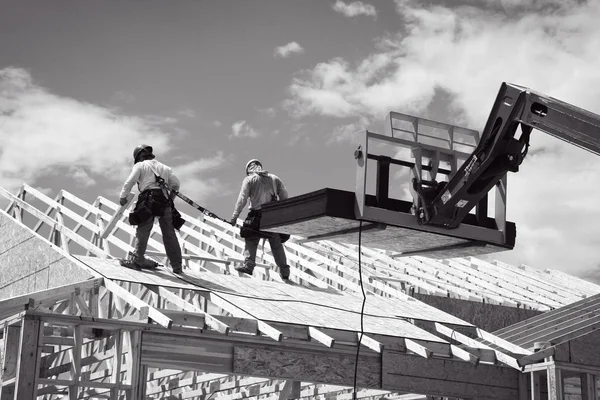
[415,82,600,229]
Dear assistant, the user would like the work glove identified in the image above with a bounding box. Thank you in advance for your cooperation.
[228,218,237,226]
[119,197,129,206]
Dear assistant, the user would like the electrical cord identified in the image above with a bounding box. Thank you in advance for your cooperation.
[353,221,366,400]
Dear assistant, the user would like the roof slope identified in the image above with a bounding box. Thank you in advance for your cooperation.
[1,183,599,399]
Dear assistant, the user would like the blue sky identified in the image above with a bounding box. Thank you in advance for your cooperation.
[2,0,600,280]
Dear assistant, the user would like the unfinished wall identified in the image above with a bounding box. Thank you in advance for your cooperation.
[0,210,93,301]
[553,329,600,368]
[412,293,543,332]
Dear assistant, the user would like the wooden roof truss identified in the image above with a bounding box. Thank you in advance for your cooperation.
[0,184,599,399]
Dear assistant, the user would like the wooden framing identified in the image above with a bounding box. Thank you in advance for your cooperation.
[0,184,599,399]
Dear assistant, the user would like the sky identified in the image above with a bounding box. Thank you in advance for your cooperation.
[1,0,600,281]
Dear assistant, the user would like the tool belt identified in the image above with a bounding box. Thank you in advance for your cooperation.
[128,189,170,225]
[240,209,290,243]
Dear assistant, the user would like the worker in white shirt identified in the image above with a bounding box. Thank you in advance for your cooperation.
[119,144,183,274]
[229,159,291,280]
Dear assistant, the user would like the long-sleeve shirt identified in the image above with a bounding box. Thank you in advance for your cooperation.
[231,172,288,220]
[119,159,180,199]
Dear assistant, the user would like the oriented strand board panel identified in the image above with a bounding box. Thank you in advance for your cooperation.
[382,351,519,399]
[74,256,210,291]
[79,256,471,341]
[233,347,380,388]
[0,211,93,301]
[413,293,542,332]
[259,188,513,258]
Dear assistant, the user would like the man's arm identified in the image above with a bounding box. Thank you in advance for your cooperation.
[276,177,289,201]
[167,167,180,193]
[231,178,251,221]
[119,164,142,199]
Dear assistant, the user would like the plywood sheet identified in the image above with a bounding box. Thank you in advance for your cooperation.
[259,188,512,258]
[0,213,93,300]
[79,256,472,342]
[234,347,380,388]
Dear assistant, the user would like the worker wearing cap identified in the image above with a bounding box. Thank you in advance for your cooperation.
[119,145,183,274]
[229,159,291,280]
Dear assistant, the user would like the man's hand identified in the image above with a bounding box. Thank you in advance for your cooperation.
[119,197,129,206]
[229,218,237,226]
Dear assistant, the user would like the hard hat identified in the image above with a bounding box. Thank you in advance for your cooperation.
[133,145,153,164]
[245,159,262,175]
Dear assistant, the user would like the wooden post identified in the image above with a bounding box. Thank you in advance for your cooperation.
[531,371,541,400]
[88,285,100,317]
[110,330,123,400]
[128,330,145,400]
[582,373,598,400]
[1,325,20,398]
[279,380,301,399]
[518,372,528,400]
[14,317,42,400]
[107,290,114,320]
[547,366,563,400]
[68,325,82,400]
[2,325,20,380]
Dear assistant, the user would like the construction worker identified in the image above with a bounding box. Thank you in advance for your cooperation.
[229,159,291,280]
[119,145,183,274]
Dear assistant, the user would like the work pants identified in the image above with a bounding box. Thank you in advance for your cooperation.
[243,234,290,274]
[132,205,182,269]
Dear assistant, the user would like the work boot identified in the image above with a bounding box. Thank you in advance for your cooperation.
[235,266,254,276]
[279,265,291,280]
[135,257,159,270]
[123,252,143,271]
[172,265,183,274]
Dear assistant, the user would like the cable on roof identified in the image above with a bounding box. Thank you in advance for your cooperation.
[353,220,365,400]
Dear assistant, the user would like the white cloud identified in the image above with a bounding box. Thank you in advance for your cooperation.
[109,90,136,105]
[230,120,259,139]
[177,108,196,118]
[257,107,276,118]
[172,151,230,205]
[274,42,305,58]
[0,67,176,194]
[332,1,377,18]
[70,167,97,188]
[283,1,600,276]
[213,120,222,127]
[329,116,370,144]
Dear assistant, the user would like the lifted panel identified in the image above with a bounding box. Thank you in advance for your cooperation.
[260,188,514,259]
